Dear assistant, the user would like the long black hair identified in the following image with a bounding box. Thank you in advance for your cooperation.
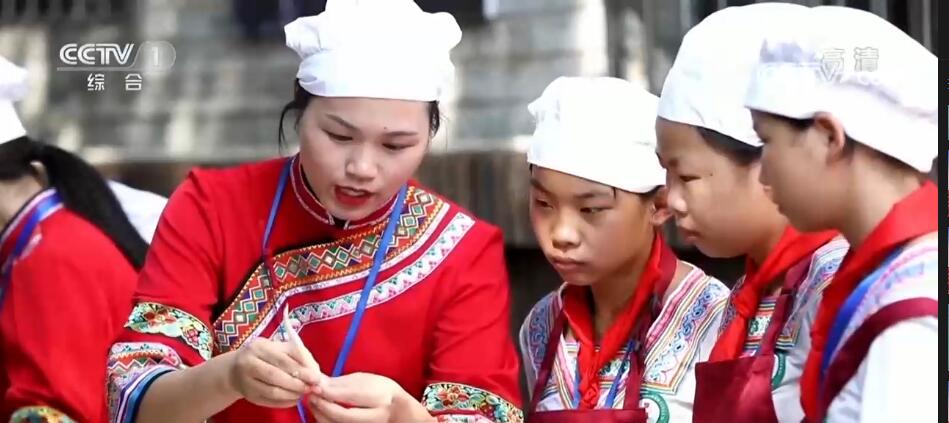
[0,137,148,269]
[277,80,442,149]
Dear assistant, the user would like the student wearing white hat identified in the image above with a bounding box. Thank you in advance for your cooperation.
[106,1,523,422]
[654,4,850,423]
[745,6,937,423]
[0,57,147,421]
[518,76,729,423]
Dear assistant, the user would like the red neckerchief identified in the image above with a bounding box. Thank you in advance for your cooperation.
[561,234,675,410]
[709,226,838,361]
[800,181,937,421]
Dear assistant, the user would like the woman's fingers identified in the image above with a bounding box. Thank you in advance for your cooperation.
[309,395,387,423]
[249,355,308,396]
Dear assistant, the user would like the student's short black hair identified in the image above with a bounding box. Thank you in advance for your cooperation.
[277,80,441,149]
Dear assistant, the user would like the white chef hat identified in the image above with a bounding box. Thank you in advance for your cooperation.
[657,3,808,147]
[745,6,937,173]
[0,56,28,144]
[527,76,664,194]
[108,181,168,244]
[284,0,461,102]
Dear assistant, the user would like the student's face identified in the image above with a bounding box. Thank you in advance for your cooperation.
[298,97,429,221]
[753,111,841,233]
[529,167,665,286]
[656,118,779,258]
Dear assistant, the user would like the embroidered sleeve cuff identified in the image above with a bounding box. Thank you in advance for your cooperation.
[107,342,184,423]
[10,406,77,423]
[422,382,523,423]
[125,302,213,361]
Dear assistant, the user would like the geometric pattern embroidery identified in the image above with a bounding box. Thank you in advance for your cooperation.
[10,406,77,423]
[741,297,798,353]
[641,273,728,394]
[289,213,475,329]
[107,342,185,423]
[422,382,524,423]
[213,185,447,352]
[841,243,937,346]
[125,302,213,360]
[527,269,729,411]
[722,237,847,356]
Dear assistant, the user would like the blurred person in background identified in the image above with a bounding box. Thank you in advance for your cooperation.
[746,6,937,423]
[107,1,523,422]
[0,56,150,422]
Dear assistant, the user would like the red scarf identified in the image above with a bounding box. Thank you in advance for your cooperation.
[709,226,838,361]
[561,235,675,409]
[800,181,937,421]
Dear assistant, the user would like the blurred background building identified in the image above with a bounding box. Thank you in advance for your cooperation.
[0,0,937,393]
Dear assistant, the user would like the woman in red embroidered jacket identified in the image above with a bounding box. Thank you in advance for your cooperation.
[106,1,522,423]
[0,58,147,422]
[745,6,937,423]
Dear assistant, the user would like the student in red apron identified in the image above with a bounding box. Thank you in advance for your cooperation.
[106,1,523,422]
[518,76,730,423]
[654,4,851,423]
[745,6,937,423]
[0,57,148,422]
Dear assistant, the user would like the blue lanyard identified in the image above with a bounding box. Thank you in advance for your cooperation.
[820,247,905,378]
[571,337,638,408]
[0,191,62,310]
[261,159,407,423]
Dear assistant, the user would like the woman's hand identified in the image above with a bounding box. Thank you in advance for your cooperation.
[226,337,324,408]
[307,373,435,423]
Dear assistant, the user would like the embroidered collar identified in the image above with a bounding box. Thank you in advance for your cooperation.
[289,155,398,231]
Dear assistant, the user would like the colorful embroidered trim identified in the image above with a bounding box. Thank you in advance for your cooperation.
[125,302,212,360]
[423,382,524,423]
[288,213,475,330]
[641,271,728,393]
[10,406,77,423]
[434,416,496,422]
[213,186,451,352]
[107,342,184,423]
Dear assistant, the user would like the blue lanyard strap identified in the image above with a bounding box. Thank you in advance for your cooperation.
[331,184,408,377]
[0,191,63,308]
[820,247,905,378]
[261,159,408,422]
[571,337,638,408]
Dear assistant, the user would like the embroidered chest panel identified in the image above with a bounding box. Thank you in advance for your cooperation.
[211,186,460,352]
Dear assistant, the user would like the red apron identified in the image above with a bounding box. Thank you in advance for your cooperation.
[526,310,649,423]
[691,261,809,423]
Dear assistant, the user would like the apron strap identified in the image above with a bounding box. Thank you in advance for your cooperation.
[816,298,937,421]
[529,310,568,412]
[756,258,809,356]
